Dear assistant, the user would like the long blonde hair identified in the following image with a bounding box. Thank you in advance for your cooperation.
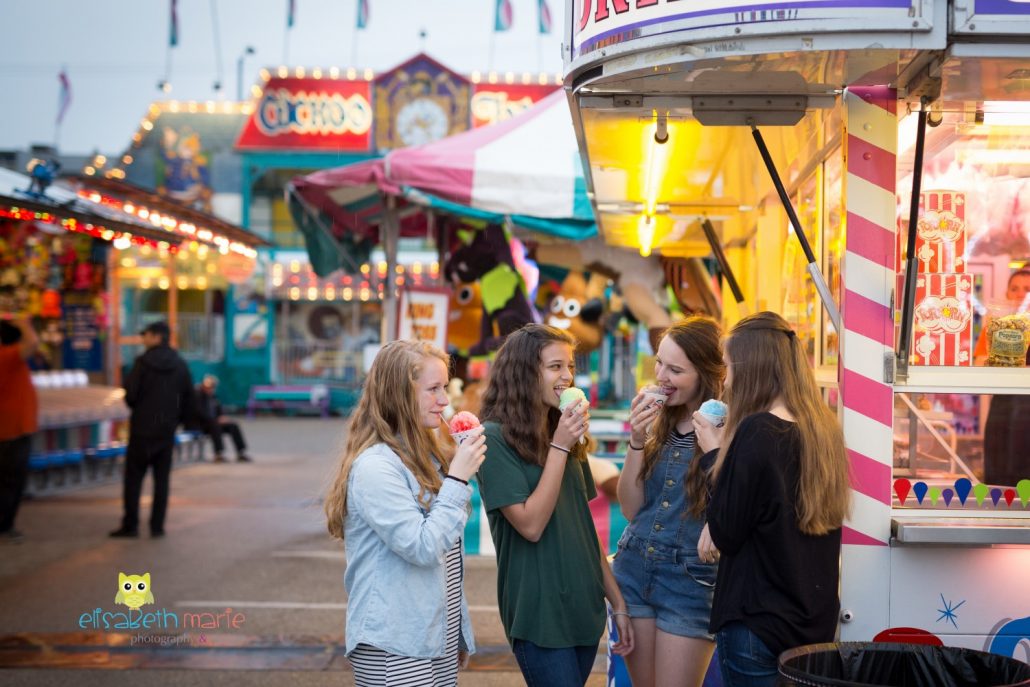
[325,340,455,540]
[710,312,850,535]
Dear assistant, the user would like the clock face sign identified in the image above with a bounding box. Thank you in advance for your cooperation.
[396,98,449,147]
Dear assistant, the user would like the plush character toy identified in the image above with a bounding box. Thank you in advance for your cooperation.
[444,223,537,355]
[40,289,62,319]
[447,281,483,357]
[73,261,93,291]
[546,271,606,353]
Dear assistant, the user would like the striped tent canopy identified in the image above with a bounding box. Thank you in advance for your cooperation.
[288,90,596,274]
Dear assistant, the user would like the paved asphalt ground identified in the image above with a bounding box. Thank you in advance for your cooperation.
[0,417,609,686]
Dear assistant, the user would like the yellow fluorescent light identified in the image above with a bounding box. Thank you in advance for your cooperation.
[642,117,671,216]
[638,215,655,257]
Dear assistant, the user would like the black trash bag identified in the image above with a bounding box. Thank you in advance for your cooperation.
[778,642,1030,687]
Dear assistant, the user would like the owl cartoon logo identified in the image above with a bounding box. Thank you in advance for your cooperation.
[115,572,154,610]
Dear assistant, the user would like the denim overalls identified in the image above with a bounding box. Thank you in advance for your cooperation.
[611,433,716,638]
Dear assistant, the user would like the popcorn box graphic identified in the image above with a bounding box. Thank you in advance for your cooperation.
[907,272,974,366]
[896,190,967,274]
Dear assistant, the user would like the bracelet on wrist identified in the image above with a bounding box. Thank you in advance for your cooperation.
[628,442,645,451]
[549,442,570,454]
[445,474,469,485]
[610,610,631,618]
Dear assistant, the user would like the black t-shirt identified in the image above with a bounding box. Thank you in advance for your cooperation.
[706,412,841,656]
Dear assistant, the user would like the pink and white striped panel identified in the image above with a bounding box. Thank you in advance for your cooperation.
[841,87,897,547]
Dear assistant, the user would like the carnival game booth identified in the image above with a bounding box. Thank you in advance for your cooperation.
[65,175,271,417]
[0,167,199,488]
[563,0,1030,665]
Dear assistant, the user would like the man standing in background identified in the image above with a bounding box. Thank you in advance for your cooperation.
[110,321,194,539]
[0,317,39,542]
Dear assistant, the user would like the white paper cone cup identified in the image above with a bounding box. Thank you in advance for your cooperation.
[697,412,725,427]
[451,430,476,445]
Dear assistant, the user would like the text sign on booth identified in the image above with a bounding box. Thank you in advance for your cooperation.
[397,288,451,352]
[471,85,558,128]
[235,78,373,151]
[572,0,924,62]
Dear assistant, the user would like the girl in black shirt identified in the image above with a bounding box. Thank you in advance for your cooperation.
[692,312,851,687]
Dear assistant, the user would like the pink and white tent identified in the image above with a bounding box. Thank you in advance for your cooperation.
[288,90,594,247]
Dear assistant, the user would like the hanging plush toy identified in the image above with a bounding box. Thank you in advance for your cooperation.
[444,222,537,355]
[73,261,93,291]
[546,272,607,352]
[447,281,483,357]
[40,289,62,319]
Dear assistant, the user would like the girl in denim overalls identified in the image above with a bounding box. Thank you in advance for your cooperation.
[613,316,725,687]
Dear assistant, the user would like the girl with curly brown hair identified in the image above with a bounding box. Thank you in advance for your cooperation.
[477,323,633,686]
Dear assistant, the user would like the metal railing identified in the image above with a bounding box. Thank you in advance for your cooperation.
[274,341,363,386]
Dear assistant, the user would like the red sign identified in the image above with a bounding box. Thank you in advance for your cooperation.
[236,78,373,151]
[470,84,559,128]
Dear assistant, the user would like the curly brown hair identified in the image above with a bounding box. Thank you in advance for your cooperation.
[480,324,587,466]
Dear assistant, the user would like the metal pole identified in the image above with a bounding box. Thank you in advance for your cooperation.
[700,217,748,314]
[896,103,929,381]
[382,194,399,342]
[750,124,841,332]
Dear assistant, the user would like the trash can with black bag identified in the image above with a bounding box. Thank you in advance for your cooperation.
[778,642,1030,686]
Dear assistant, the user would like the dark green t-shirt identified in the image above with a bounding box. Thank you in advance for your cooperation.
[478,421,606,648]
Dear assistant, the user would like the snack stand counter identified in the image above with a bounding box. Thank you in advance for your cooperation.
[562,0,1030,659]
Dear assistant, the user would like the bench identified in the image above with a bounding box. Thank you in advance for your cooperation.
[174,430,206,463]
[246,384,330,418]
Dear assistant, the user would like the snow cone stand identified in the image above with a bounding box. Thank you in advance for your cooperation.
[560,0,1030,675]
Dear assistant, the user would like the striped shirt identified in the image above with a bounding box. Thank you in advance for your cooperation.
[350,539,463,686]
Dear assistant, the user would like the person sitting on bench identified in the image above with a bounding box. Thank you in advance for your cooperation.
[194,375,251,463]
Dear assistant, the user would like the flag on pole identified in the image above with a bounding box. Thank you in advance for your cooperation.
[494,0,513,31]
[169,0,179,46]
[287,0,296,28]
[356,0,369,29]
[538,0,552,34]
[56,70,72,125]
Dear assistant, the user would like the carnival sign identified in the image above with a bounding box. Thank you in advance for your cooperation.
[397,287,450,352]
[571,0,928,62]
[236,77,372,150]
[471,84,559,128]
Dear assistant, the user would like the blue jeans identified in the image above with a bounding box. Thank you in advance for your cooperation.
[512,640,596,686]
[716,621,779,687]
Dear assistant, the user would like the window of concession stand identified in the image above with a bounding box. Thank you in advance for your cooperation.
[563,0,1030,659]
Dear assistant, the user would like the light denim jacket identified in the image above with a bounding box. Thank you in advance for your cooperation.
[343,442,476,658]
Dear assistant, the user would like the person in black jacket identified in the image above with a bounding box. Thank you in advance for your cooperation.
[193,375,250,463]
[110,321,194,538]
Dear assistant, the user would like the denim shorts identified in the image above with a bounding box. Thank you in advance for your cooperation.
[611,532,716,640]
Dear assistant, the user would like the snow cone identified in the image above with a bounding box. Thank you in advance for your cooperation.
[448,411,481,445]
[697,399,727,427]
[558,387,588,412]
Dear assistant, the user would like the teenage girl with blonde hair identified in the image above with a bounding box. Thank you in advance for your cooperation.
[325,339,487,686]
[692,311,851,687]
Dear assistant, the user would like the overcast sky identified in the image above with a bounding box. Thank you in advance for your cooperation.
[0,0,566,156]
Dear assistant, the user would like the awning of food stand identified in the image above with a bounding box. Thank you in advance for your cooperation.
[69,176,271,257]
[287,90,597,275]
[0,167,184,248]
